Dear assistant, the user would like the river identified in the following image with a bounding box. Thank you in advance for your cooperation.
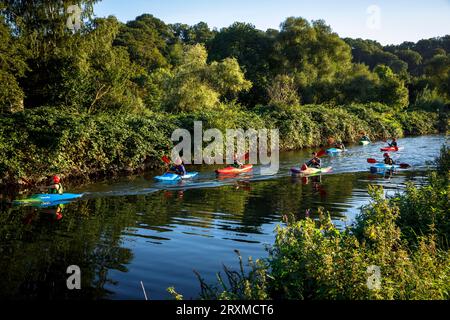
[0,135,446,300]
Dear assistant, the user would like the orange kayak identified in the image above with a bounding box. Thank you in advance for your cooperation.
[216,164,253,174]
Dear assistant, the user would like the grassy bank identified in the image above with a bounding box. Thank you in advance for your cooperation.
[169,146,449,300]
[0,104,446,189]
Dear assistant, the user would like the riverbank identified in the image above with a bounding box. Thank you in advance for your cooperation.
[171,145,449,300]
[0,104,447,190]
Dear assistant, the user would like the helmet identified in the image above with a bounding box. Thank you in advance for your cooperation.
[393,138,397,141]
[53,175,60,183]
[383,153,390,158]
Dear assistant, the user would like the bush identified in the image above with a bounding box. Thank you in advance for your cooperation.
[0,107,174,185]
[397,111,439,135]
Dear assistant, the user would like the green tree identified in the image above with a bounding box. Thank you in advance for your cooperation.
[267,74,300,108]
[114,14,175,72]
[0,16,28,112]
[395,49,423,75]
[374,65,409,109]
[164,44,251,112]
[170,22,215,45]
[425,54,450,99]
[208,22,276,105]
[276,18,353,103]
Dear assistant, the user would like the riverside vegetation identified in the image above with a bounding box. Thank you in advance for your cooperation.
[168,146,450,300]
[0,1,449,188]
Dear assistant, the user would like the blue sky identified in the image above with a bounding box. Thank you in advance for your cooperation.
[94,0,450,45]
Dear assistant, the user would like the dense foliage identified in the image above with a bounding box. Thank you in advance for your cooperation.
[174,146,449,300]
[0,1,448,186]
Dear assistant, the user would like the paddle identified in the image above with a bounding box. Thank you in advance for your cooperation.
[367,158,410,169]
[162,155,171,164]
[316,149,326,158]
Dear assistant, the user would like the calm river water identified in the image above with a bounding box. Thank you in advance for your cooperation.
[0,135,446,299]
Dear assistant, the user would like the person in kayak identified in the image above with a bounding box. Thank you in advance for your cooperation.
[361,134,371,142]
[45,175,64,194]
[232,153,244,168]
[304,152,321,169]
[334,141,345,150]
[383,153,395,165]
[169,158,186,176]
[388,138,398,148]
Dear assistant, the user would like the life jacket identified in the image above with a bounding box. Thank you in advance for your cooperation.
[310,157,321,168]
[49,183,64,194]
[171,165,186,176]
[384,157,394,165]
[232,159,243,168]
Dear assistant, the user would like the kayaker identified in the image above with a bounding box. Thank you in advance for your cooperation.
[169,158,186,176]
[305,152,321,169]
[361,135,371,142]
[334,141,345,150]
[389,138,398,148]
[45,175,64,194]
[232,153,244,169]
[383,153,395,165]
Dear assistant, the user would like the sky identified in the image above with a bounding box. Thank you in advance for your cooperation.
[94,0,450,45]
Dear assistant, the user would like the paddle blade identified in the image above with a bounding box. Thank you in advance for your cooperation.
[162,155,171,164]
[367,158,377,164]
[400,163,410,169]
[244,152,250,161]
[317,149,326,158]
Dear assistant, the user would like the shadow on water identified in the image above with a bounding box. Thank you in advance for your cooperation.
[0,135,446,299]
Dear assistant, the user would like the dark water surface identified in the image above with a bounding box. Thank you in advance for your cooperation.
[0,135,446,300]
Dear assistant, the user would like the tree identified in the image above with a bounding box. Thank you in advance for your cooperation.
[373,65,409,109]
[0,0,99,56]
[164,44,251,112]
[114,14,173,71]
[0,16,27,112]
[267,74,300,108]
[395,49,423,74]
[170,22,215,45]
[344,38,408,75]
[424,54,450,99]
[209,58,252,99]
[275,18,353,104]
[208,22,276,105]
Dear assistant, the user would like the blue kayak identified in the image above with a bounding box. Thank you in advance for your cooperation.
[154,172,198,182]
[13,193,84,205]
[326,148,345,155]
[370,163,401,174]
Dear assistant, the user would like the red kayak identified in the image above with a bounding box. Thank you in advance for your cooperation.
[216,164,253,174]
[380,146,403,152]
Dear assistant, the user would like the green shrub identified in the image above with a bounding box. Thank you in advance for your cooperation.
[0,107,174,185]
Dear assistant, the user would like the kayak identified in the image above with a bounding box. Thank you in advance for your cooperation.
[370,163,401,174]
[216,164,253,174]
[380,146,403,152]
[359,140,370,145]
[13,193,84,205]
[326,148,345,155]
[291,166,333,175]
[154,172,198,182]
